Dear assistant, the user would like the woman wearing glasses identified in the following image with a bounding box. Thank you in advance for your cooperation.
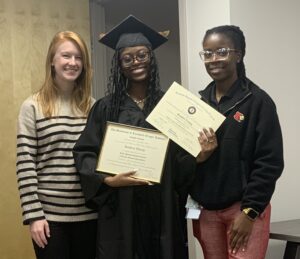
[190,25,284,259]
[73,15,194,259]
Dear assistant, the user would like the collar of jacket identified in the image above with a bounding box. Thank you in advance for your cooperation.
[199,78,253,114]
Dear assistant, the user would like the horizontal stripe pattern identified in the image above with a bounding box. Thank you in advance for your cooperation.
[16,97,97,224]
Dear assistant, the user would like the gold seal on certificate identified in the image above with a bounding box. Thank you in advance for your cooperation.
[96,122,169,183]
[146,82,226,157]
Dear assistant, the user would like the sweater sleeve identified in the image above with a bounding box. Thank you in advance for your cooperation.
[241,94,284,213]
[73,99,113,209]
[16,98,45,225]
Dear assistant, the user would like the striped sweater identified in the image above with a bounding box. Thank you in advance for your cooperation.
[16,95,98,225]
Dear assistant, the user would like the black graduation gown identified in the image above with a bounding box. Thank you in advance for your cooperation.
[73,94,196,259]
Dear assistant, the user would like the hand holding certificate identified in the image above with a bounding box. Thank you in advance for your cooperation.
[146,82,225,157]
[96,122,169,183]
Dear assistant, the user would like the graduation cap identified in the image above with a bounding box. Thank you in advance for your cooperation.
[99,15,169,50]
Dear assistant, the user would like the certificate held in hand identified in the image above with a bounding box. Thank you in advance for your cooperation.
[146,82,225,157]
[96,122,169,183]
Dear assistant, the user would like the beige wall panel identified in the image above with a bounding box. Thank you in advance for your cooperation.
[0,0,90,258]
[31,0,49,94]
[12,1,34,105]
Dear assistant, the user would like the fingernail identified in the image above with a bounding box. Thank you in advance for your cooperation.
[242,248,245,252]
[233,250,236,254]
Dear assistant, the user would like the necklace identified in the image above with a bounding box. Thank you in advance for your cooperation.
[125,92,148,105]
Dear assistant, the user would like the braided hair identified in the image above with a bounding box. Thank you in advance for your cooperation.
[106,48,161,122]
[203,25,246,79]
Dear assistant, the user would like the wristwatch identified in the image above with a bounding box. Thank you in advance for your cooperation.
[242,208,259,221]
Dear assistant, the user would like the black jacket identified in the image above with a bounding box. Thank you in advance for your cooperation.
[189,78,284,214]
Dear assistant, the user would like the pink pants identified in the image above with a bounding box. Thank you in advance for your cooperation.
[193,203,271,259]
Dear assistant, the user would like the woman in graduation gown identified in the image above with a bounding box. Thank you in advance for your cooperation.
[73,15,195,259]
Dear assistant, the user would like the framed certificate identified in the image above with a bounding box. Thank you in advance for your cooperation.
[96,122,170,183]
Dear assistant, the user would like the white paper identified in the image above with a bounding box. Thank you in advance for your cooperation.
[186,208,201,219]
[146,82,225,157]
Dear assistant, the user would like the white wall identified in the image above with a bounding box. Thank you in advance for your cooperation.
[231,1,300,258]
[179,0,300,258]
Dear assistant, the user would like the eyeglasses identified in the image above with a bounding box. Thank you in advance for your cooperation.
[199,48,238,62]
[120,50,150,68]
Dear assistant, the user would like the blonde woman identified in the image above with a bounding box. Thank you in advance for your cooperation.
[16,31,97,259]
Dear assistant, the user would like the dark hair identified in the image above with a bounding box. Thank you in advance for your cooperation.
[203,25,246,79]
[106,48,161,121]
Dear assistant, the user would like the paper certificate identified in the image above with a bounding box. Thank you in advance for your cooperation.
[96,122,169,183]
[146,82,225,157]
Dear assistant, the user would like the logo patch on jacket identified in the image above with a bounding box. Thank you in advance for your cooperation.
[233,111,244,122]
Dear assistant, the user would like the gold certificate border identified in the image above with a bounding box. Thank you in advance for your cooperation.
[96,121,170,183]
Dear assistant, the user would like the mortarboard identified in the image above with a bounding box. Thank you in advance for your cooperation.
[99,15,169,50]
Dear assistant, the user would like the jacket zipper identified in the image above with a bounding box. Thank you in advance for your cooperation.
[223,92,252,115]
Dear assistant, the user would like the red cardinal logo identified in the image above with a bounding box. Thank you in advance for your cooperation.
[233,111,244,122]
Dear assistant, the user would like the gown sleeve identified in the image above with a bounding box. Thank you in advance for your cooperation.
[73,99,113,209]
[171,142,197,194]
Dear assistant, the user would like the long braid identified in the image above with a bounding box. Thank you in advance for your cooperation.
[203,25,246,79]
[106,52,126,121]
[144,51,161,115]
